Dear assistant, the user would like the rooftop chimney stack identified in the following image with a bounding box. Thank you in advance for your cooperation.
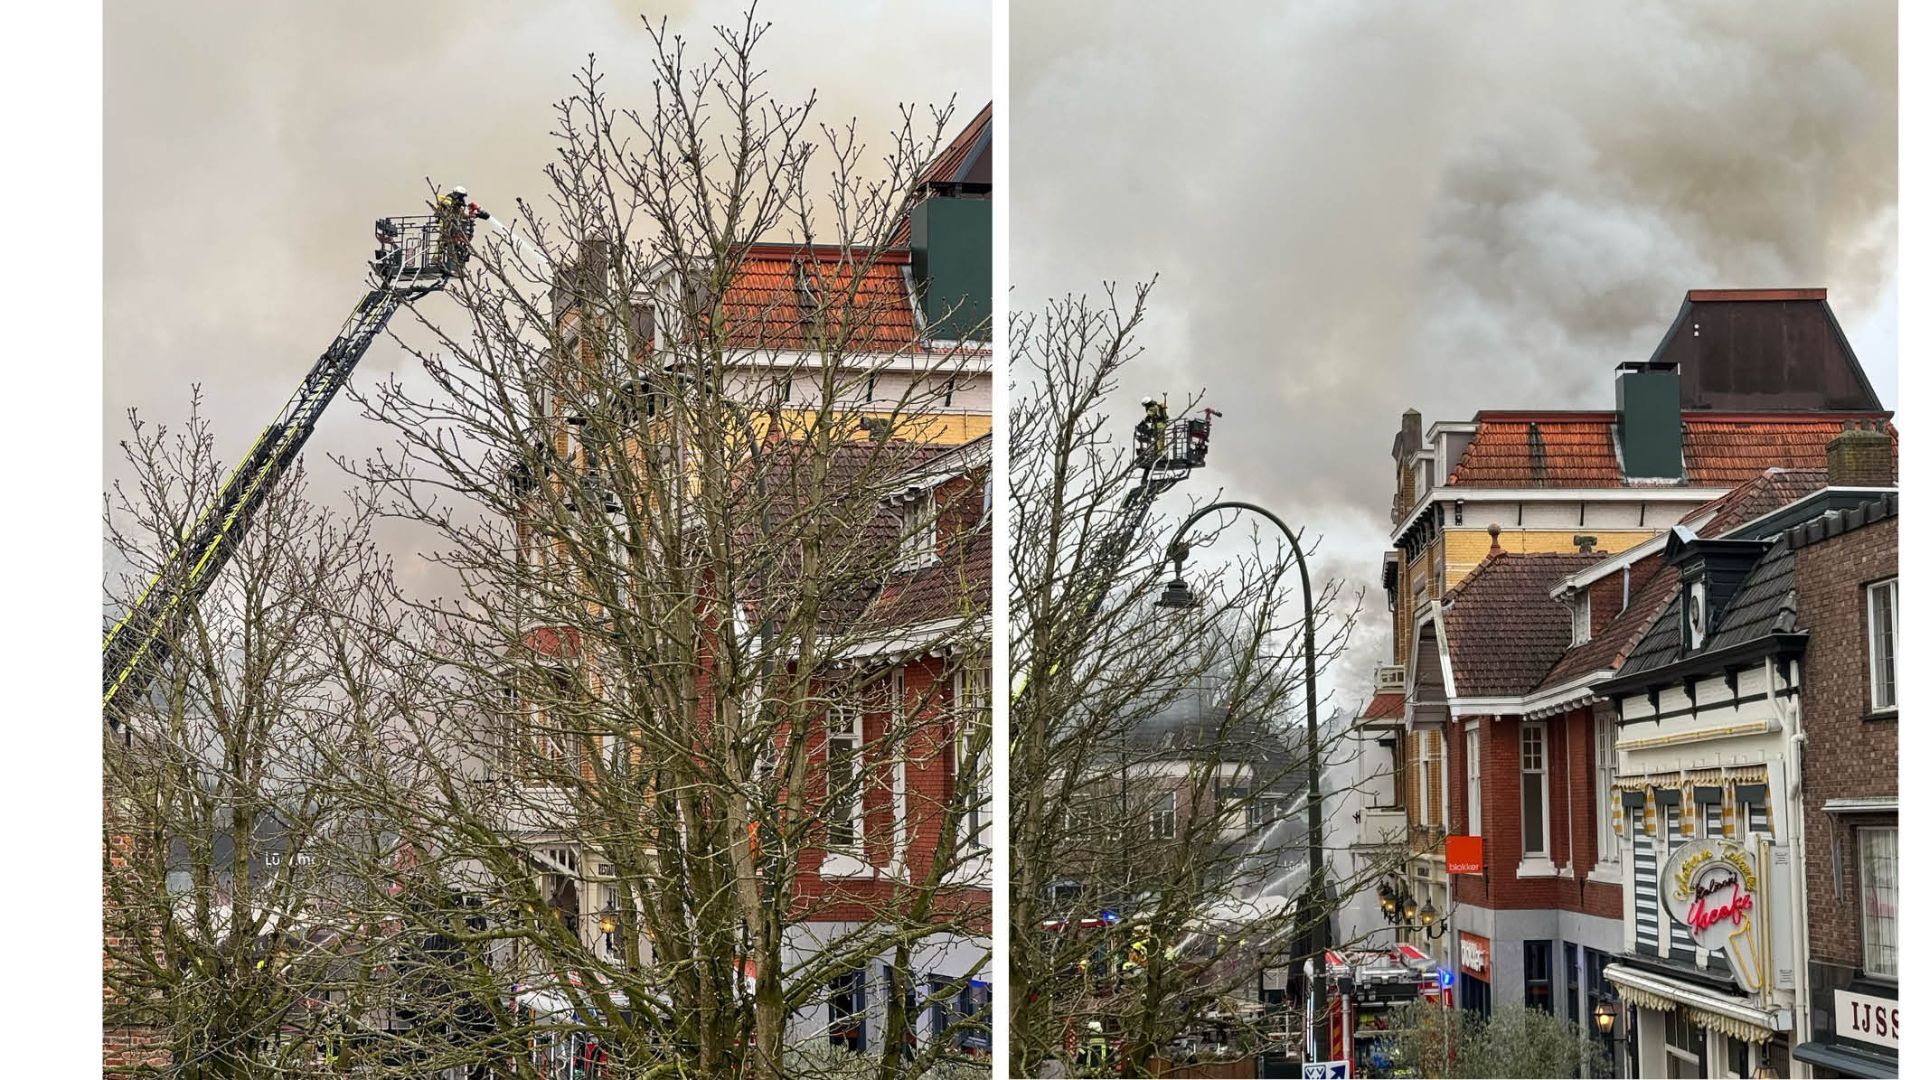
[1615,361,1684,482]
[1825,420,1894,488]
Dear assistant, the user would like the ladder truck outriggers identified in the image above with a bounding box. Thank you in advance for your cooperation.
[102,196,489,732]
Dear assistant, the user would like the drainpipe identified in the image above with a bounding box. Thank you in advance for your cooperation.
[1771,655,1812,1077]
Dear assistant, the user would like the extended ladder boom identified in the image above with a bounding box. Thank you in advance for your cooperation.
[103,211,466,727]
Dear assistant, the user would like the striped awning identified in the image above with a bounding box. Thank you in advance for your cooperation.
[1604,963,1790,1046]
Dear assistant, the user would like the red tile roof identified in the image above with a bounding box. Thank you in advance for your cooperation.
[1446,412,1895,488]
[919,103,991,188]
[1443,551,1607,698]
[1359,691,1404,720]
[718,245,919,352]
[1538,467,1830,689]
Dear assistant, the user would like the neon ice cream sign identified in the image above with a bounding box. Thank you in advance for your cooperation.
[1662,838,1765,993]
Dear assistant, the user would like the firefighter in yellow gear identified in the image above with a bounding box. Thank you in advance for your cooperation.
[435,185,491,273]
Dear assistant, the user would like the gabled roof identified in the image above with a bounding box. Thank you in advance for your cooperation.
[1445,413,1895,489]
[1441,550,1606,698]
[1537,467,1828,689]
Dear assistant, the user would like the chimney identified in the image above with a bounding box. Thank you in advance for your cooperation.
[1486,523,1503,556]
[1616,361,1684,481]
[1826,420,1894,487]
[1397,409,1423,463]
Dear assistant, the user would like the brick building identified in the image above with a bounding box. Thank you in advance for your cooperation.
[1786,471,1897,1077]
[1596,428,1895,1080]
[1350,289,1890,1003]
[497,107,994,1056]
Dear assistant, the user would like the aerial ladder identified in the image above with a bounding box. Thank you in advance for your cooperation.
[102,199,489,732]
[1009,397,1218,715]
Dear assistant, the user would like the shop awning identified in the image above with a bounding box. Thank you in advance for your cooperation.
[1792,1039,1898,1078]
[1604,963,1790,1046]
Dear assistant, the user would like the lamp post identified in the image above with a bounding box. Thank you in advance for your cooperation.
[1158,499,1329,1060]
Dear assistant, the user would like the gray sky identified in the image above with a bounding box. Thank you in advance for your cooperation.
[105,0,988,597]
[1012,0,1897,710]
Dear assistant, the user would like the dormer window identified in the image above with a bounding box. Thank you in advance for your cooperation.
[901,490,938,570]
[1571,590,1591,647]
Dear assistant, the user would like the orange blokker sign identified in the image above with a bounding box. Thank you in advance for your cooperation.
[1446,835,1485,875]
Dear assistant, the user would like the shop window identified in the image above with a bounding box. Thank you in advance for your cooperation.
[1459,971,1491,1018]
[1564,942,1580,1023]
[1859,826,1898,978]
[1584,947,1614,1075]
[1868,578,1897,712]
[1664,1016,1705,1079]
[828,969,867,1052]
[1520,723,1548,857]
[1523,940,1553,1015]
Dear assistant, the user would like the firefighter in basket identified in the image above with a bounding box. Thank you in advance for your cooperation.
[435,185,491,272]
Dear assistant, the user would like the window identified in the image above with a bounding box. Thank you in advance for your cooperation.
[828,970,867,1052]
[953,665,988,853]
[1664,1016,1705,1079]
[1585,947,1614,1073]
[1571,589,1591,646]
[1564,943,1580,1025]
[1868,579,1897,712]
[826,703,864,849]
[1465,727,1482,836]
[901,493,939,569]
[1523,940,1553,1014]
[1151,792,1176,840]
[1859,826,1898,978]
[1250,794,1283,831]
[1521,723,1548,857]
[1595,716,1619,865]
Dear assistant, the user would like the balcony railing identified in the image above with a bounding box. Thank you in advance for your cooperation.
[1358,807,1406,848]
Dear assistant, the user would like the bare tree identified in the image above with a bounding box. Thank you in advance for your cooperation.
[103,396,415,1077]
[339,11,991,1078]
[1008,288,1381,1077]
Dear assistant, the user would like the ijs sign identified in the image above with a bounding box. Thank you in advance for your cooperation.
[1661,838,1764,993]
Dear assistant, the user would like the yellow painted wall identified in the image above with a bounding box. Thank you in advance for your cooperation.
[1440,527,1658,591]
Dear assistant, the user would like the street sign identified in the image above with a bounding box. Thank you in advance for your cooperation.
[1303,1061,1350,1079]
[1445,834,1484,875]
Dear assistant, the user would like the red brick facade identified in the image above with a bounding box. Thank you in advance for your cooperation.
[1447,708,1619,920]
[1795,510,1897,969]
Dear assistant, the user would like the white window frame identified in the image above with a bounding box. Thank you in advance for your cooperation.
[1150,792,1176,840]
[1595,716,1619,868]
[1518,722,1552,868]
[901,491,939,570]
[1859,825,1898,978]
[825,700,866,852]
[953,664,988,855]
[1571,589,1591,647]
[1868,578,1897,713]
[1465,724,1482,837]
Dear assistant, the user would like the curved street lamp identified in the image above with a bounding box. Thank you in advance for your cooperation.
[1158,500,1329,1049]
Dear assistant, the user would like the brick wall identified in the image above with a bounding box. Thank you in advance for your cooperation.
[1448,712,1619,920]
[1795,512,1897,970]
[104,795,171,1073]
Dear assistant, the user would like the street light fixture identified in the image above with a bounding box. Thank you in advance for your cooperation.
[1160,500,1329,1054]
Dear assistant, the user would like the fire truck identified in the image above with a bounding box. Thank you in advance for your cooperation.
[1320,945,1447,1076]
